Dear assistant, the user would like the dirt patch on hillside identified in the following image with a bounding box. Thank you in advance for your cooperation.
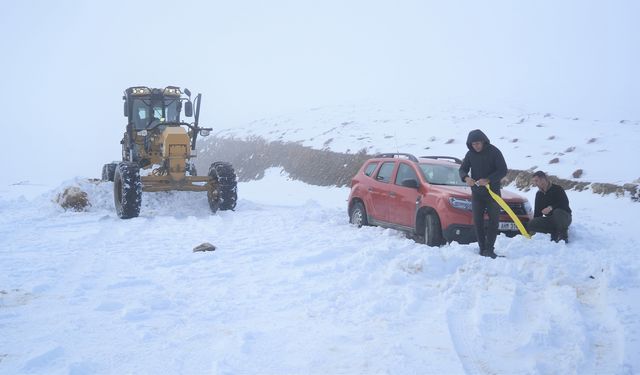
[198,136,370,187]
[198,136,639,201]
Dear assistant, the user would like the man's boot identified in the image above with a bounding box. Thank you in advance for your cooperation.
[483,243,497,259]
[484,249,498,259]
[558,229,569,243]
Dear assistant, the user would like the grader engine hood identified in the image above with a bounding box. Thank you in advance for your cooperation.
[139,124,210,192]
[161,127,190,181]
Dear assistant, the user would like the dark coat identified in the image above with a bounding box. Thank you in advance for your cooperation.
[459,129,508,196]
[534,183,572,217]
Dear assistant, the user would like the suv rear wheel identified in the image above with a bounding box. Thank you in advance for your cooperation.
[423,212,443,247]
[350,201,368,227]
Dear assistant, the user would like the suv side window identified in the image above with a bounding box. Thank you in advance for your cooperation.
[375,162,395,183]
[395,163,418,186]
[364,162,378,177]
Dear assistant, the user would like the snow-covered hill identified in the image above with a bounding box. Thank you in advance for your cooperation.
[1,168,639,374]
[208,105,640,186]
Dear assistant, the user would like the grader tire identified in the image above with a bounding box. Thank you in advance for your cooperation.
[101,163,117,182]
[113,162,142,219]
[208,162,237,213]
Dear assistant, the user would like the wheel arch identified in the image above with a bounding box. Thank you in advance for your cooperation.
[349,197,365,213]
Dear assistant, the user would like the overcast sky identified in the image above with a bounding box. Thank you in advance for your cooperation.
[1,0,638,184]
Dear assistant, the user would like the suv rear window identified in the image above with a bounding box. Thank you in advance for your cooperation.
[376,162,395,183]
[364,162,378,177]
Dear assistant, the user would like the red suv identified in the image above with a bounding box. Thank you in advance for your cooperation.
[348,153,533,246]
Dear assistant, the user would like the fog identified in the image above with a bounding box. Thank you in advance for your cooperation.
[1,0,638,185]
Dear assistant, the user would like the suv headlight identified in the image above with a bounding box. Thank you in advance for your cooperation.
[449,197,472,211]
[523,200,532,214]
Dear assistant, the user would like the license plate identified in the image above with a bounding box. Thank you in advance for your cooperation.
[499,222,518,231]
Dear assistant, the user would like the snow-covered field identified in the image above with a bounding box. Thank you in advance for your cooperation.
[210,105,640,185]
[1,166,639,374]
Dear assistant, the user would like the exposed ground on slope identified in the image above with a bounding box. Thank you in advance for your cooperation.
[198,136,639,201]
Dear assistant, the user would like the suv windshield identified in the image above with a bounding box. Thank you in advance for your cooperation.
[419,163,466,186]
[132,98,180,130]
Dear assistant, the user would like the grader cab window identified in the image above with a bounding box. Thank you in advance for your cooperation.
[153,107,163,120]
[131,99,180,130]
[135,106,149,130]
[132,100,149,130]
[165,100,179,123]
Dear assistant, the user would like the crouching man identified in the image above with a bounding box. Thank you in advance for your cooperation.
[528,171,572,242]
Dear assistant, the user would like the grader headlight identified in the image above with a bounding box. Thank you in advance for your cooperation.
[163,87,181,95]
[130,87,151,95]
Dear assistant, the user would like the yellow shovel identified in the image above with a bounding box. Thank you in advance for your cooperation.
[485,183,531,239]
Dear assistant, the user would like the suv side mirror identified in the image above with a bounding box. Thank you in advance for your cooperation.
[184,101,193,117]
[401,179,419,189]
[123,101,127,117]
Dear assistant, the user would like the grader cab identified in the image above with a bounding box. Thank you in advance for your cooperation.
[101,86,237,219]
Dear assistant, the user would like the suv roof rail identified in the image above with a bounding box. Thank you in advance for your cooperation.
[419,155,463,164]
[374,153,419,162]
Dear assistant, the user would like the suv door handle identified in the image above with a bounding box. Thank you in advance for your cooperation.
[389,192,396,197]
[368,188,373,192]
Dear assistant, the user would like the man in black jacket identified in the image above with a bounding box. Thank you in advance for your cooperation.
[459,129,508,258]
[528,171,572,242]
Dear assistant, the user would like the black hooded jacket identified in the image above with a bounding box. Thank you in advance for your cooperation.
[534,184,572,217]
[458,129,508,196]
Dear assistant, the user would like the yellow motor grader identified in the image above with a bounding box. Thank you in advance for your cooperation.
[101,86,237,219]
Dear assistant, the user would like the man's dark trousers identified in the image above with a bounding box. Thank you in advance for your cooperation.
[472,190,500,253]
[528,209,572,240]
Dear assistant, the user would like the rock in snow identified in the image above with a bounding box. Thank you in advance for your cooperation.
[193,242,216,252]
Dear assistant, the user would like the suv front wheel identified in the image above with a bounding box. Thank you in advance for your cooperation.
[423,212,443,247]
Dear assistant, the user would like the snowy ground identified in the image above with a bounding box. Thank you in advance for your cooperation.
[1,168,639,374]
[208,105,640,185]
